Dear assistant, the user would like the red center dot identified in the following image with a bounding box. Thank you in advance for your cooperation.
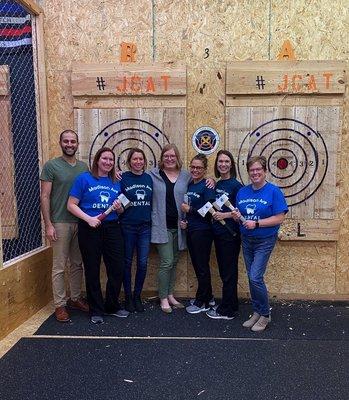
[277,158,288,170]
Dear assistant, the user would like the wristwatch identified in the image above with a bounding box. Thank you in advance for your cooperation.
[255,221,260,229]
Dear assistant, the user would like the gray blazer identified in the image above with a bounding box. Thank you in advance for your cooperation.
[148,168,191,250]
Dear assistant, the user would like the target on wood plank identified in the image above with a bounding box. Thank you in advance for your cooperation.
[237,118,328,206]
[89,118,170,171]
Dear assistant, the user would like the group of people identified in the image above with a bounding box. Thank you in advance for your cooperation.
[40,129,288,332]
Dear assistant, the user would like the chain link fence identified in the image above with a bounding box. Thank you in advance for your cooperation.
[0,0,42,263]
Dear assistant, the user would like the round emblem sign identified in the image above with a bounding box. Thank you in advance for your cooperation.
[192,126,220,155]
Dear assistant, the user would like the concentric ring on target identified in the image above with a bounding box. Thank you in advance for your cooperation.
[89,118,170,170]
[237,118,328,206]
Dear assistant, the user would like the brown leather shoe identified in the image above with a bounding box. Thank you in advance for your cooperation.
[67,298,89,313]
[55,306,70,322]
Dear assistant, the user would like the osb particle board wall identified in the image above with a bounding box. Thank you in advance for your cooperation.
[42,0,349,298]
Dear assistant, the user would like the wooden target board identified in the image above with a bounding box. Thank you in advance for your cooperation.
[71,63,187,171]
[226,61,346,241]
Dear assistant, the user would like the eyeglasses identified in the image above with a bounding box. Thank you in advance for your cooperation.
[163,155,177,159]
[190,166,205,171]
[249,167,264,173]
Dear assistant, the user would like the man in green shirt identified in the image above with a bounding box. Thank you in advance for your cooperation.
[40,130,89,322]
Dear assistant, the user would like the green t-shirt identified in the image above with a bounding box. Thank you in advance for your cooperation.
[40,157,88,222]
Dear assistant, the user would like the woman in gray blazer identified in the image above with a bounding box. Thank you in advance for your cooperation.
[148,144,189,313]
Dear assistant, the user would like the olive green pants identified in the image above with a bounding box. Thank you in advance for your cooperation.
[156,229,179,299]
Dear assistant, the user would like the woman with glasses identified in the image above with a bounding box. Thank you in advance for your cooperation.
[231,155,288,332]
[206,150,242,320]
[180,154,215,314]
[148,144,190,313]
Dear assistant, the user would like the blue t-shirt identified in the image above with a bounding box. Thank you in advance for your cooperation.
[186,179,215,232]
[236,182,288,237]
[69,172,121,221]
[120,171,153,225]
[213,177,242,236]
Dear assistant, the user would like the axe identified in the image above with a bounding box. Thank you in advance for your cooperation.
[213,194,246,223]
[182,194,190,221]
[197,201,227,227]
[97,193,131,221]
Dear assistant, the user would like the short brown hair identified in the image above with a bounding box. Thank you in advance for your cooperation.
[158,143,183,170]
[91,147,116,182]
[214,150,237,178]
[126,148,148,171]
[246,155,267,172]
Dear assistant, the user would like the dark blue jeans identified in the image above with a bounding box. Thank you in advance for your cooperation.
[241,234,278,316]
[121,223,151,296]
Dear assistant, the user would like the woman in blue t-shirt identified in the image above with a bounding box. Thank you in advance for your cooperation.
[120,148,153,313]
[67,147,128,324]
[232,155,288,332]
[206,150,242,320]
[181,154,215,314]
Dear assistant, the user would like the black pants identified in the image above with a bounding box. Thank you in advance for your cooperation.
[214,232,241,317]
[78,220,124,316]
[187,229,213,307]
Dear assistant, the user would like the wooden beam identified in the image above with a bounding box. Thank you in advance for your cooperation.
[0,65,9,96]
[278,219,340,241]
[19,0,43,16]
[226,61,346,95]
[71,63,187,97]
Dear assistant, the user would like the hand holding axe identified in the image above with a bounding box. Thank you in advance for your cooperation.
[97,193,131,221]
[213,194,246,223]
[197,201,227,227]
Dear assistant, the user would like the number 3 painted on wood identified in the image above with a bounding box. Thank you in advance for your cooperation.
[204,48,209,59]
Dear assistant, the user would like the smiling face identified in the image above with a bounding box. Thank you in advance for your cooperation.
[162,149,178,171]
[189,159,206,182]
[248,161,266,187]
[217,153,232,178]
[130,151,145,174]
[60,131,78,157]
[97,151,115,177]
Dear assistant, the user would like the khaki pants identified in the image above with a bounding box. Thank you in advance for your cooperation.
[52,222,83,307]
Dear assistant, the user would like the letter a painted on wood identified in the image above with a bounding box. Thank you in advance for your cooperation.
[277,40,296,60]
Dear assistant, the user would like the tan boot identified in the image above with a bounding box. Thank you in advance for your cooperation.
[242,312,260,328]
[251,315,271,332]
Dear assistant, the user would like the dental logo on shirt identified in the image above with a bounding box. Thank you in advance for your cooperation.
[135,189,146,200]
[246,204,256,215]
[99,191,110,203]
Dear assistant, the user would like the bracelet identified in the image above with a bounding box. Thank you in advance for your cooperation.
[255,221,259,229]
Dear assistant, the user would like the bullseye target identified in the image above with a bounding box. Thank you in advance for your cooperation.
[89,118,170,171]
[237,118,329,206]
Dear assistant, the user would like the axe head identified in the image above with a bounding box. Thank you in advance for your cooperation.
[214,194,229,210]
[197,201,213,217]
[118,193,131,209]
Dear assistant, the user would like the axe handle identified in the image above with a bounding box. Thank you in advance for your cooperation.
[208,208,226,225]
[97,204,115,221]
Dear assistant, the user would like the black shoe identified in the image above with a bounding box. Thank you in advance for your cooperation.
[124,295,135,313]
[134,294,145,312]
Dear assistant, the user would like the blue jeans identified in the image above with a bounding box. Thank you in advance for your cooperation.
[121,223,151,296]
[241,234,277,316]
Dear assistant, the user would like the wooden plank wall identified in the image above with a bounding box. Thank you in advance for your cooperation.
[0,248,52,340]
[41,0,349,299]
[0,66,18,239]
